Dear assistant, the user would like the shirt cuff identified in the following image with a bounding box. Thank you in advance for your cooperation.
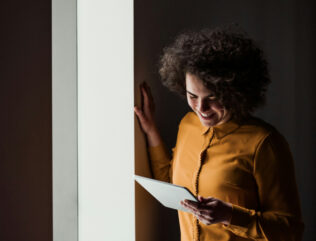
[223,204,261,238]
[230,204,256,227]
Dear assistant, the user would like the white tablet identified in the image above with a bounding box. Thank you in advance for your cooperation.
[135,175,198,212]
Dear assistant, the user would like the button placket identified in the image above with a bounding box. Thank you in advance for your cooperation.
[192,128,215,241]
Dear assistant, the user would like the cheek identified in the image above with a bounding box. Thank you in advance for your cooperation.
[187,98,196,109]
[211,102,225,113]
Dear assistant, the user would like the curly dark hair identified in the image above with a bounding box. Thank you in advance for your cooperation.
[159,26,270,122]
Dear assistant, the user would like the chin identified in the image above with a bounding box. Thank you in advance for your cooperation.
[193,110,222,127]
[199,117,219,127]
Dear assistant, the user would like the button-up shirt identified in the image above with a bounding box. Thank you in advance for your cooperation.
[149,112,303,241]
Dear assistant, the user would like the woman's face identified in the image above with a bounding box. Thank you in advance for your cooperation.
[185,73,231,127]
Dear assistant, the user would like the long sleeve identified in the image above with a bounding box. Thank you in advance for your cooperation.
[148,143,172,182]
[147,114,189,183]
[224,131,304,240]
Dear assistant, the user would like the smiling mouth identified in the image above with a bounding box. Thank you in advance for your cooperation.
[199,112,215,120]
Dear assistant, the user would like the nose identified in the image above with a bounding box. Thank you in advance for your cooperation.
[197,99,209,112]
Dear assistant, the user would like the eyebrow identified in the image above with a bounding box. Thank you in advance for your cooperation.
[186,91,197,97]
[186,90,215,98]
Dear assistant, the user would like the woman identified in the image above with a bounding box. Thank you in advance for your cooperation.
[134,27,304,241]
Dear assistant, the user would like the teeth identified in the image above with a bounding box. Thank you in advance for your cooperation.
[201,113,211,117]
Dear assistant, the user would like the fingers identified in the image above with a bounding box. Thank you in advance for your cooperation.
[134,106,142,117]
[183,197,217,208]
[140,82,154,115]
[198,196,216,203]
[135,83,156,134]
[181,200,213,213]
[196,214,213,225]
[181,200,214,225]
[141,85,149,111]
[181,197,232,226]
[180,200,195,213]
[203,200,219,207]
[181,200,199,210]
[198,196,219,208]
[135,82,152,119]
[134,106,146,123]
[144,82,155,111]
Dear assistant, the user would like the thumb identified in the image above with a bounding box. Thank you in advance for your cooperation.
[134,106,142,115]
[134,106,145,122]
[200,196,216,204]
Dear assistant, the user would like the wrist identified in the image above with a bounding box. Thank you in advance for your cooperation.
[147,127,162,147]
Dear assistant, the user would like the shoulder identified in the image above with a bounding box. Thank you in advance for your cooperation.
[238,116,278,140]
[180,111,199,125]
[237,116,290,154]
[221,116,290,156]
[179,112,202,129]
[176,111,205,136]
[249,120,295,175]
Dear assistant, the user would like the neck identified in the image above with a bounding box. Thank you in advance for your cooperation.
[215,111,232,127]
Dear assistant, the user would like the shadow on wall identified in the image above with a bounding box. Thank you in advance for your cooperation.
[134,65,180,241]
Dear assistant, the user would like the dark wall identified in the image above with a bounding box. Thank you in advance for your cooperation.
[0,1,52,241]
[135,0,316,240]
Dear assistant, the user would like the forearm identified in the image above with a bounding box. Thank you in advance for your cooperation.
[147,128,171,181]
[146,125,172,182]
[146,125,163,147]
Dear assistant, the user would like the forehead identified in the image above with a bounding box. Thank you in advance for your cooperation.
[185,73,214,96]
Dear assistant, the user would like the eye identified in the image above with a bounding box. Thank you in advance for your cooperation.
[188,94,197,99]
[208,96,217,101]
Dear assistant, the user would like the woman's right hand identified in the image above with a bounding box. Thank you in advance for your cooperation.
[134,83,162,146]
[134,82,156,134]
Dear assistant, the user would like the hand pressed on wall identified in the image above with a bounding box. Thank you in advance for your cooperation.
[134,82,162,147]
[181,196,233,226]
[134,82,156,134]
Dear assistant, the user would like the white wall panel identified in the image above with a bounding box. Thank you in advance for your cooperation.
[78,1,134,241]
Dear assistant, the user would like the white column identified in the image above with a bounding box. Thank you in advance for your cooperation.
[77,1,134,241]
[52,0,78,240]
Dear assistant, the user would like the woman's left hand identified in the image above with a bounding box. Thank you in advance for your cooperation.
[180,196,233,226]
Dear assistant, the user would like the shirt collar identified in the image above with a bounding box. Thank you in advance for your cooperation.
[200,116,240,139]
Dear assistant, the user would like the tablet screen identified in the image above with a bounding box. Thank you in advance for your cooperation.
[135,175,197,212]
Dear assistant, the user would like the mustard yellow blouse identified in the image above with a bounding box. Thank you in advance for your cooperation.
[149,112,304,241]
